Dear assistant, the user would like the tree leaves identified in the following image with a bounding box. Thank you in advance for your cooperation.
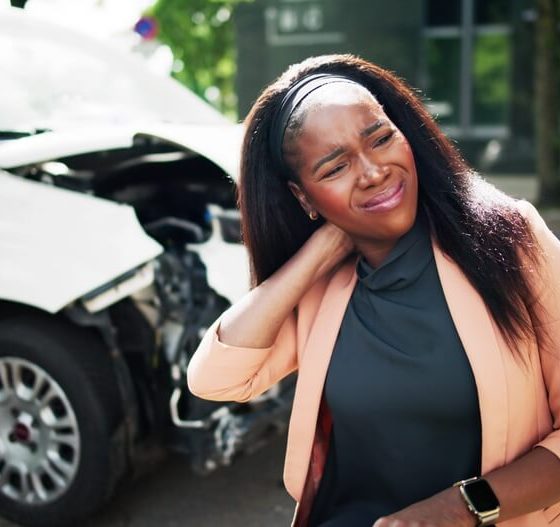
[147,0,254,119]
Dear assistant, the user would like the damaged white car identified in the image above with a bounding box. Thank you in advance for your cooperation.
[0,7,294,527]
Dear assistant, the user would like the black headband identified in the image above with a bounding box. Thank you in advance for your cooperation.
[269,73,364,172]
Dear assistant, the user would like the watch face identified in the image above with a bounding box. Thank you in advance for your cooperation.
[465,479,500,511]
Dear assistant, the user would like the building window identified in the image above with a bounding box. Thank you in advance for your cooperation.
[423,0,511,139]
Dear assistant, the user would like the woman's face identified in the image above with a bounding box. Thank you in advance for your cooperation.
[286,83,419,264]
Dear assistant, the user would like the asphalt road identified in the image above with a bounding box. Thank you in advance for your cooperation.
[0,433,294,527]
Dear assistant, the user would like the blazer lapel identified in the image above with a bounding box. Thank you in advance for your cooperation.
[284,259,357,501]
[433,241,508,474]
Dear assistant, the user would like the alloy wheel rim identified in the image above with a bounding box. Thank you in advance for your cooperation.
[0,357,80,505]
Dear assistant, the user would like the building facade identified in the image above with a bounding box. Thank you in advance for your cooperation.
[234,0,536,173]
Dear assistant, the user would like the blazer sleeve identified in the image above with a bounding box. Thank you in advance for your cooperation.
[186,310,298,403]
[520,201,560,458]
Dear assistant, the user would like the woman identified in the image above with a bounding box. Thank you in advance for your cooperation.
[187,54,560,526]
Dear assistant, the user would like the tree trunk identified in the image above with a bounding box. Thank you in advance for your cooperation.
[535,0,560,206]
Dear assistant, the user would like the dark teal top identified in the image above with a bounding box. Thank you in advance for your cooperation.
[308,212,482,527]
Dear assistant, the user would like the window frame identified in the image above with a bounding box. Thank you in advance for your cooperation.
[422,0,512,140]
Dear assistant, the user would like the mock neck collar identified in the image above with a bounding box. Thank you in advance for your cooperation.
[356,210,432,292]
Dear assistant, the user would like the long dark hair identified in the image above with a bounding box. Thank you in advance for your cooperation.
[238,54,545,355]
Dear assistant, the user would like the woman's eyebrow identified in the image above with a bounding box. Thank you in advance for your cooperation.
[360,119,387,137]
[312,146,345,174]
[311,120,389,174]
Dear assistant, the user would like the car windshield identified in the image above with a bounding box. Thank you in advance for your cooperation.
[0,10,228,132]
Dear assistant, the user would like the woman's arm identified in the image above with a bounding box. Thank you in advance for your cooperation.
[187,222,354,402]
[373,446,560,527]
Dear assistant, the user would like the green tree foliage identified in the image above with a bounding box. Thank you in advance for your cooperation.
[472,34,510,125]
[147,0,253,119]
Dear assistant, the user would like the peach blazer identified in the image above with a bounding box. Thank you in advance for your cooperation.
[187,200,560,526]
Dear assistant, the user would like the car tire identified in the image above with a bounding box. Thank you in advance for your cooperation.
[0,314,125,527]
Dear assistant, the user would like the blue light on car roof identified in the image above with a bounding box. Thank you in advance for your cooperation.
[134,17,158,40]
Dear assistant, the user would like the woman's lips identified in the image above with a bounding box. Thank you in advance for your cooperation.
[359,182,404,212]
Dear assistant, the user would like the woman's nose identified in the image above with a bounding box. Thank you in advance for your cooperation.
[357,159,390,188]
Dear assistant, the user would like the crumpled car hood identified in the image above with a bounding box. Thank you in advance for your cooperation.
[0,124,243,181]
[0,171,163,313]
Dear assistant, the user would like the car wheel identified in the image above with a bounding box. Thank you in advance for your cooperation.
[0,315,125,527]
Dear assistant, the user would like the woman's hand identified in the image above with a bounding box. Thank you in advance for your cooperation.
[372,487,476,527]
[303,222,355,279]
[216,222,354,349]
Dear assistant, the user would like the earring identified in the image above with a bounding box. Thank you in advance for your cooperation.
[308,210,318,221]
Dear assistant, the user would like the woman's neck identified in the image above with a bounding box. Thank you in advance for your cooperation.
[353,238,397,269]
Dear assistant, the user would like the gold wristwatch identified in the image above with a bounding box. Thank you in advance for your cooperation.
[453,476,500,526]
